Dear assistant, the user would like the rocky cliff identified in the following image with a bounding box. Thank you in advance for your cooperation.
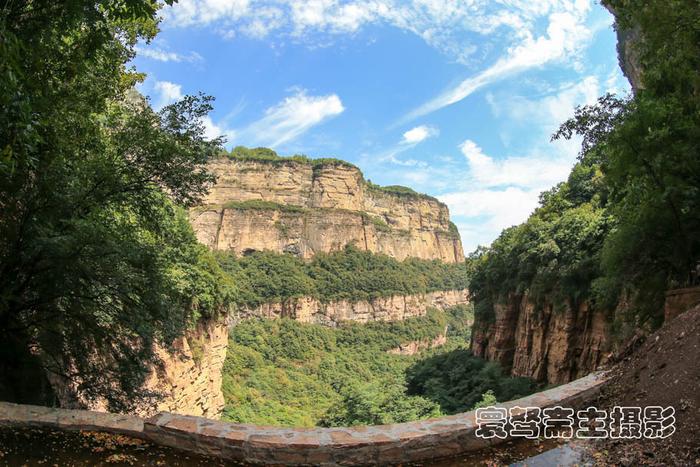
[190,158,464,263]
[471,295,610,385]
[234,289,469,327]
[388,331,448,356]
[604,1,644,90]
[50,320,228,419]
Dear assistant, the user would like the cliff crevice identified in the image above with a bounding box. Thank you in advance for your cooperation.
[471,294,610,385]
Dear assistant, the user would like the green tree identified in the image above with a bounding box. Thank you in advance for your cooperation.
[552,0,700,325]
[0,1,234,410]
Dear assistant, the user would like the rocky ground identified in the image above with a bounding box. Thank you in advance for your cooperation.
[0,427,243,466]
[590,304,700,466]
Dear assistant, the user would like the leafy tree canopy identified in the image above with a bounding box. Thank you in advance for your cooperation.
[0,0,234,410]
[470,0,700,331]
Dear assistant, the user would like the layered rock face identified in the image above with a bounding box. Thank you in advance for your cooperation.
[235,289,469,327]
[142,320,228,418]
[471,295,610,385]
[50,320,228,418]
[190,158,464,263]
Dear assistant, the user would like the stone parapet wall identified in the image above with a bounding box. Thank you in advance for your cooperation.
[0,371,608,466]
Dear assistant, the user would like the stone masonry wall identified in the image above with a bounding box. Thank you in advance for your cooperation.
[0,371,609,466]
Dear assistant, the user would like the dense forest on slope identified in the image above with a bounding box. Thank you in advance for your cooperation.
[216,245,469,307]
[221,306,538,427]
[470,0,700,334]
[0,1,235,409]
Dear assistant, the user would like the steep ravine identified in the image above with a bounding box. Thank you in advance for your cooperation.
[50,290,469,418]
[467,3,676,386]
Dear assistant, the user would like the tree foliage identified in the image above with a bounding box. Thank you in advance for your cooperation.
[0,1,233,409]
[216,245,469,308]
[221,305,533,427]
[470,0,700,331]
[468,160,611,323]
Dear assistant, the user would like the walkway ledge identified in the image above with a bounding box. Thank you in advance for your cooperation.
[0,371,608,465]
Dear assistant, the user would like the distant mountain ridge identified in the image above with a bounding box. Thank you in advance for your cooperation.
[189,148,465,263]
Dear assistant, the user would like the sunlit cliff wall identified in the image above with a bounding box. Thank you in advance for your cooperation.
[190,158,464,263]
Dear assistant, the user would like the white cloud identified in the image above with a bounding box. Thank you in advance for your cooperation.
[162,0,598,69]
[402,125,438,144]
[134,46,203,63]
[490,76,600,129]
[202,116,236,142]
[459,139,572,190]
[238,90,344,147]
[148,80,234,142]
[153,80,183,109]
[436,137,576,252]
[441,187,541,230]
[166,0,251,28]
[402,3,593,121]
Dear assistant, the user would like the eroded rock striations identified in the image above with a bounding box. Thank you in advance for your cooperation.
[50,320,228,418]
[471,295,610,385]
[190,158,464,263]
[235,289,469,327]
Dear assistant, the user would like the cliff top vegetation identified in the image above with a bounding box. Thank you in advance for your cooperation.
[222,146,442,204]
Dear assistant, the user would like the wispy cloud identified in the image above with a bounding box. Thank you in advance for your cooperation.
[368,124,438,166]
[432,75,606,252]
[148,80,235,142]
[153,80,183,109]
[459,139,572,190]
[400,4,593,122]
[162,1,596,67]
[237,90,344,147]
[135,46,203,63]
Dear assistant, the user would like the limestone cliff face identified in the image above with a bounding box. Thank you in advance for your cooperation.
[388,330,448,356]
[604,1,644,90]
[142,320,228,418]
[234,289,469,327]
[190,158,464,263]
[50,320,228,418]
[471,295,610,385]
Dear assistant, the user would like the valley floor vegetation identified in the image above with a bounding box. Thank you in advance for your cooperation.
[221,305,539,427]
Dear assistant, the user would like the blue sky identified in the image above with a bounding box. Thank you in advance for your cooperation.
[135,0,630,254]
